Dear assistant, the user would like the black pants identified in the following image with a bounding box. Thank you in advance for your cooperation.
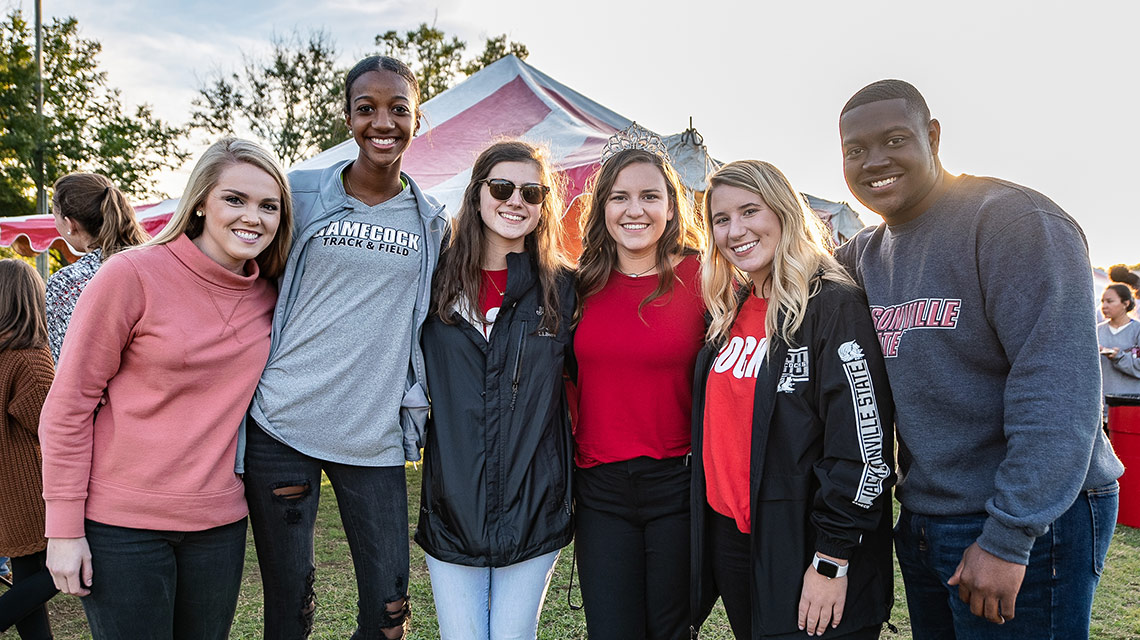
[0,550,56,639]
[705,508,752,639]
[575,456,690,640]
[244,424,410,640]
[81,519,247,640]
[702,509,882,640]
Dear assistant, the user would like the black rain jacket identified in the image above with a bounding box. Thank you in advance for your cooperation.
[690,278,896,638]
[414,250,575,567]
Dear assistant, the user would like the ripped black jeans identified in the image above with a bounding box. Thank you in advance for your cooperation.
[244,424,410,640]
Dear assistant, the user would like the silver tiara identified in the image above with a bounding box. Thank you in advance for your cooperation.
[600,122,672,166]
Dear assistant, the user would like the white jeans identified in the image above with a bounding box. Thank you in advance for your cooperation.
[425,549,560,640]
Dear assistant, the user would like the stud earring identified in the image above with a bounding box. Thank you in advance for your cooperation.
[195,210,204,217]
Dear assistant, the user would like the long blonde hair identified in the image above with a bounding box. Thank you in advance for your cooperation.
[148,138,293,279]
[701,160,852,345]
[575,149,705,323]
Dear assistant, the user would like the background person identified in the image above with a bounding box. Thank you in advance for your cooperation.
[691,160,895,639]
[40,137,290,640]
[46,173,149,363]
[572,125,707,640]
[242,55,447,640]
[836,79,1122,639]
[0,260,57,639]
[415,140,575,640]
[1098,283,1140,414]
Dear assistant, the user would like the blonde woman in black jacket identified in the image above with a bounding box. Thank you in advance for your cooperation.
[691,160,895,639]
[415,141,575,640]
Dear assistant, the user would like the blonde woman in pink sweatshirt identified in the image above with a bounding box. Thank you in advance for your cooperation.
[39,138,293,640]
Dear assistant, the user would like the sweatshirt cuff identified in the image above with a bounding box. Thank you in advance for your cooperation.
[44,499,88,539]
[814,535,854,560]
[977,516,1035,565]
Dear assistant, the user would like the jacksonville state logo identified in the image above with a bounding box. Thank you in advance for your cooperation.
[838,340,890,508]
[870,297,961,357]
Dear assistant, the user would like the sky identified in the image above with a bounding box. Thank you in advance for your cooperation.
[11,0,1136,267]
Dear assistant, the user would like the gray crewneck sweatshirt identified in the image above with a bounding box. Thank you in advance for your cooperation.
[838,174,1123,564]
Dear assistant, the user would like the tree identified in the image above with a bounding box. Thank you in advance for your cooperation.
[375,23,465,103]
[190,25,530,164]
[377,24,529,102]
[0,10,186,216]
[460,35,529,77]
[190,29,346,166]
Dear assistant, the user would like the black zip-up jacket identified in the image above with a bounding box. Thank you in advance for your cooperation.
[415,250,575,567]
[690,278,896,638]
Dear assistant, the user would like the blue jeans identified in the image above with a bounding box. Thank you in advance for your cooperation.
[425,550,559,640]
[894,482,1119,640]
[80,518,247,640]
[243,424,410,640]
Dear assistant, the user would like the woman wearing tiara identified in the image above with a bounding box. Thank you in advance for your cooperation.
[415,140,575,640]
[571,124,707,639]
[690,160,894,639]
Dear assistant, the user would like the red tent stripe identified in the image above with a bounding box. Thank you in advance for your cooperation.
[539,84,623,136]
[403,76,553,189]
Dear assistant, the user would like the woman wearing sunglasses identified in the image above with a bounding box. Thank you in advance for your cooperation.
[571,126,707,640]
[415,140,575,640]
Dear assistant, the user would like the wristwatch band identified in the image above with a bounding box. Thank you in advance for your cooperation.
[812,553,849,579]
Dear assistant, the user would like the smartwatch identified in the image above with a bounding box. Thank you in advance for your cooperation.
[812,553,849,579]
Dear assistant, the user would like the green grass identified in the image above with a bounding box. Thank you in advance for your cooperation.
[6,470,1139,639]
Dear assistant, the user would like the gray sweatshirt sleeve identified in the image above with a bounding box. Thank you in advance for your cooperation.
[1108,327,1140,379]
[974,209,1103,564]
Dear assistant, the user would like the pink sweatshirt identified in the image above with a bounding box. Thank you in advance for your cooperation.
[40,234,276,537]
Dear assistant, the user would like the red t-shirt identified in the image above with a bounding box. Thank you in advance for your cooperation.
[480,268,508,317]
[573,256,706,467]
[702,294,768,533]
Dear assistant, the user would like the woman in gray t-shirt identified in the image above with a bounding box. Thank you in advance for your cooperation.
[242,55,447,640]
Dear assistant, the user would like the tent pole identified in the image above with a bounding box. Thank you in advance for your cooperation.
[33,0,48,278]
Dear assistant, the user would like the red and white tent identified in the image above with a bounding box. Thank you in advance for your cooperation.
[1,55,860,259]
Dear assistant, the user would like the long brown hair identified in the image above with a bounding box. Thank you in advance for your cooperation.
[431,140,570,332]
[148,138,294,279]
[575,149,705,322]
[52,173,149,256]
[0,259,48,351]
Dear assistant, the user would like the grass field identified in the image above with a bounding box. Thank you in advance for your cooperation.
[6,469,1139,639]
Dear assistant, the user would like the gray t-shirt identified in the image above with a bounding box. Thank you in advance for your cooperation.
[255,187,423,466]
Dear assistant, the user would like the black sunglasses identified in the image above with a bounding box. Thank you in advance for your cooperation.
[478,179,550,205]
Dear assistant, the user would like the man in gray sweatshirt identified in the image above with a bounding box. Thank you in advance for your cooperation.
[836,79,1123,639]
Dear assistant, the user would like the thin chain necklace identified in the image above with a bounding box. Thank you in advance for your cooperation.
[484,270,505,296]
[619,263,658,278]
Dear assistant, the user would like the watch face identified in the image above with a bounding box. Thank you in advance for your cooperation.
[816,558,839,578]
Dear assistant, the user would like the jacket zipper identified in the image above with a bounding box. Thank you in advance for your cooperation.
[510,321,526,411]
